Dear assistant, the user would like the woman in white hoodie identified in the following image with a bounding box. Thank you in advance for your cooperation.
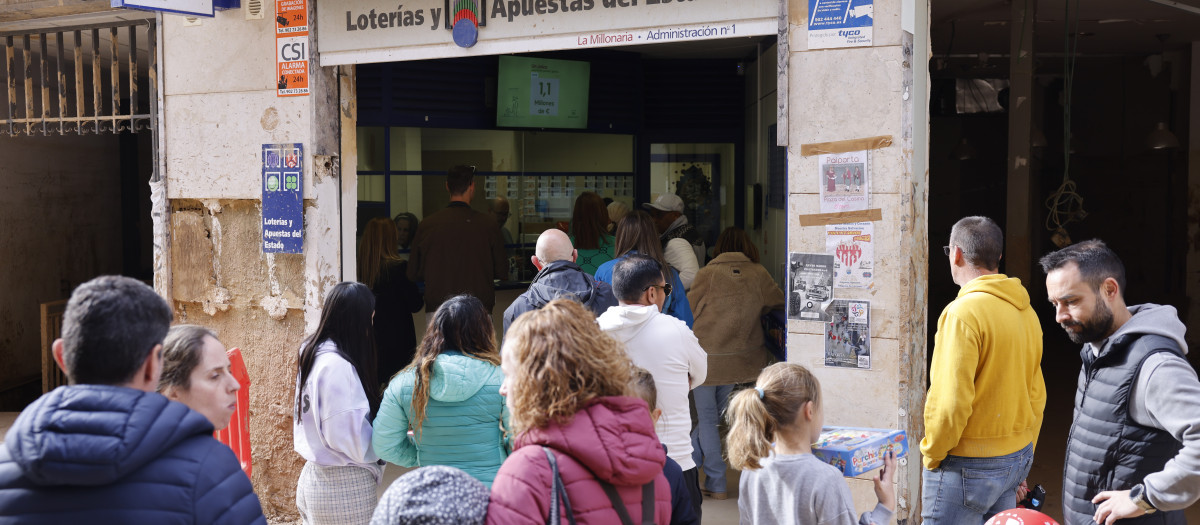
[294,281,383,524]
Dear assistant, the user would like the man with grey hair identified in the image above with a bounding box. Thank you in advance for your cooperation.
[502,228,617,336]
[920,216,1046,524]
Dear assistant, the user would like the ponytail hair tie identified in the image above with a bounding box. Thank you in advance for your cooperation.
[755,387,765,399]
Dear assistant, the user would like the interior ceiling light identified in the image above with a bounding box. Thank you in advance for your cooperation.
[1145,122,1181,149]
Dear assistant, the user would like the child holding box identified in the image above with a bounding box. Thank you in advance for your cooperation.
[726,363,896,525]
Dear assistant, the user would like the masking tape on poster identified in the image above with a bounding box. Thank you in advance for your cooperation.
[797,208,883,226]
[800,135,893,157]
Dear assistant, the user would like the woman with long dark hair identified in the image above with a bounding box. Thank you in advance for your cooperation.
[593,210,693,327]
[569,191,615,275]
[372,294,509,486]
[294,281,383,524]
[358,217,423,388]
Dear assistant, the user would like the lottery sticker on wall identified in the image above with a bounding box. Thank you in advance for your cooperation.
[276,0,309,97]
[826,222,874,289]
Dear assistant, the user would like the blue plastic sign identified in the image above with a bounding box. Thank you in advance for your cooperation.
[112,0,215,17]
[807,0,873,49]
[262,143,304,253]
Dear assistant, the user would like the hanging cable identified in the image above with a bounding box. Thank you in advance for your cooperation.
[1044,0,1086,247]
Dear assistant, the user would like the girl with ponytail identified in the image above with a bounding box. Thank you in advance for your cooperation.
[371,294,509,487]
[726,362,897,525]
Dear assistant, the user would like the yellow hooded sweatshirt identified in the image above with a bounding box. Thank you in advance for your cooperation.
[920,273,1046,470]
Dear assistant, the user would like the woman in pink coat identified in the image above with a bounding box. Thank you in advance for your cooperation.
[488,299,673,524]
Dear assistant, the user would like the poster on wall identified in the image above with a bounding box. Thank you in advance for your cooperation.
[825,299,871,369]
[808,0,873,49]
[787,252,835,322]
[818,150,869,213]
[827,222,874,289]
[262,143,304,253]
[276,0,310,97]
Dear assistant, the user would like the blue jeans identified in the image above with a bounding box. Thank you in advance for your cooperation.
[921,443,1034,525]
[690,384,734,493]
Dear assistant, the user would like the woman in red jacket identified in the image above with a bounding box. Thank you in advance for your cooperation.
[488,299,673,524]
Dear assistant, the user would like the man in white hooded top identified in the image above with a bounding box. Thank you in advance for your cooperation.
[598,253,707,520]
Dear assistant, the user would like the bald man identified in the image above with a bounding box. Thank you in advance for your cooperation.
[502,228,618,336]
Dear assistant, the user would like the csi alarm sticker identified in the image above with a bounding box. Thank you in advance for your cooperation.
[262,143,304,254]
[276,36,309,97]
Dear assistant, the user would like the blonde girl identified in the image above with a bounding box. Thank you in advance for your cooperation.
[726,363,896,525]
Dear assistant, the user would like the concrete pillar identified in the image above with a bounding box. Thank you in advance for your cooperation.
[784,0,929,520]
[157,3,342,519]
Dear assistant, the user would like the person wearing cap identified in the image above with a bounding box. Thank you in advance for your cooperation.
[643,194,702,290]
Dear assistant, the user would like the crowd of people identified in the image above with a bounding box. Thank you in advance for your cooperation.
[4,165,1197,525]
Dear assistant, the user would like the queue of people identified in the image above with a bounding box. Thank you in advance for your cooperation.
[9,162,1197,525]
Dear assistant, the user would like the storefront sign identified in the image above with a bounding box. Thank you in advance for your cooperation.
[262,143,304,253]
[317,0,779,65]
[276,0,310,96]
[808,0,873,49]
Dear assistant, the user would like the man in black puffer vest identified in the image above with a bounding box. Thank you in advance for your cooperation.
[1042,240,1200,525]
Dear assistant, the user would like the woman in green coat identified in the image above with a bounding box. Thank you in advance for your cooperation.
[372,294,510,486]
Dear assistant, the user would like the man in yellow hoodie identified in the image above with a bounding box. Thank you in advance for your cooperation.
[920,216,1046,524]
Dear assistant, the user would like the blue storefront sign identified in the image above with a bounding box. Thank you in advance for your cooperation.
[262,143,304,254]
[808,0,873,49]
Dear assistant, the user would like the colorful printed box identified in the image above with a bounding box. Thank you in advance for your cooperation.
[811,426,908,477]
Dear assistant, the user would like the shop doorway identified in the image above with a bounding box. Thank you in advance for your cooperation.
[0,14,158,410]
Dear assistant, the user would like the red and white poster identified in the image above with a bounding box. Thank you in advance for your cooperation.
[276,0,309,97]
[826,222,873,289]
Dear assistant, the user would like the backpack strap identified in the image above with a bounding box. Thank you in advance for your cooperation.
[542,446,578,525]
[598,479,656,525]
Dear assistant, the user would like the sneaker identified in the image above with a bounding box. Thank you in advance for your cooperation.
[702,489,728,500]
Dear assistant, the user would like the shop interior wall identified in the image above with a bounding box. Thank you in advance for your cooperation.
[744,42,786,284]
[0,133,124,409]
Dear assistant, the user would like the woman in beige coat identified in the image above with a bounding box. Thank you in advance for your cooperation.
[686,227,786,500]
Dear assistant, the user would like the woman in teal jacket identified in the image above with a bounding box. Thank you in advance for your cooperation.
[372,294,510,486]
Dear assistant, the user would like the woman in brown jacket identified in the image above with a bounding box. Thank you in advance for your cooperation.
[685,227,786,500]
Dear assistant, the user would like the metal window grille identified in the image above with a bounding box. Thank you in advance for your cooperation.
[1,19,156,137]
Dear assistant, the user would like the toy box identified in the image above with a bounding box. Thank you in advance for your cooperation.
[811,426,908,477]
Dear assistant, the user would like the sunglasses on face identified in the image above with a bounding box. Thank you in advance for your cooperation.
[644,282,673,297]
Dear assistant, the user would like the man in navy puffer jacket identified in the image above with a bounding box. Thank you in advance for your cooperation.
[0,275,266,524]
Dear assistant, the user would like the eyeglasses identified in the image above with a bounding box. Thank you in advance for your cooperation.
[943,245,954,256]
[644,282,673,297]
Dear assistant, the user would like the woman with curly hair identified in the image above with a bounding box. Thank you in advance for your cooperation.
[372,294,508,486]
[487,299,672,524]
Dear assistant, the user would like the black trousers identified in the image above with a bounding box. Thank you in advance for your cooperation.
[681,466,703,522]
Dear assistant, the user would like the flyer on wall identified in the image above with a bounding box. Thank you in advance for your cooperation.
[824,299,870,369]
[787,252,835,322]
[818,150,869,213]
[827,222,874,289]
[808,0,873,49]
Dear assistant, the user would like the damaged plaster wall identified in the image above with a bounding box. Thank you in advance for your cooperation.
[0,133,122,405]
[784,0,927,520]
[160,3,342,520]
